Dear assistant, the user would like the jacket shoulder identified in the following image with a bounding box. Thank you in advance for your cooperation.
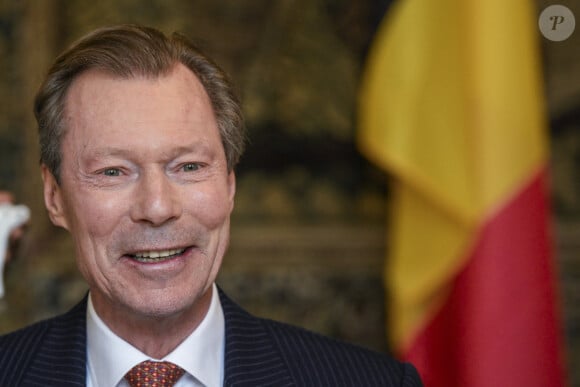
[220,287,422,387]
[0,316,54,383]
[260,318,423,387]
[0,299,87,386]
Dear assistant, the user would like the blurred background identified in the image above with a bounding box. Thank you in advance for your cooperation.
[0,0,578,384]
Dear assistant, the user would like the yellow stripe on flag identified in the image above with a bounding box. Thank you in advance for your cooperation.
[358,0,547,350]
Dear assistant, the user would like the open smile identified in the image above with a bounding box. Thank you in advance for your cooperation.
[129,248,187,263]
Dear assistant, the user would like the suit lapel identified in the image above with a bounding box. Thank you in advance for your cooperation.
[219,288,295,387]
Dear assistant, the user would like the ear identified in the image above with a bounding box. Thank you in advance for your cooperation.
[41,165,69,230]
[227,171,236,210]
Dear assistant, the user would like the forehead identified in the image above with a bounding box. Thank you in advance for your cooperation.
[61,64,220,150]
[64,63,211,118]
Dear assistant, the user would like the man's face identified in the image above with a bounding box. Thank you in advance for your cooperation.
[42,64,235,322]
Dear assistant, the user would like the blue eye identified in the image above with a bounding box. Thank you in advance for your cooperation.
[103,168,121,176]
[182,163,200,172]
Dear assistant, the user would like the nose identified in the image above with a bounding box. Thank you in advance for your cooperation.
[130,169,182,226]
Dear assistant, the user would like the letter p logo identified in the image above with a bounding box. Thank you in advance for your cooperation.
[539,5,575,41]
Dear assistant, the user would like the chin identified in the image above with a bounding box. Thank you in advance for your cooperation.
[128,287,209,319]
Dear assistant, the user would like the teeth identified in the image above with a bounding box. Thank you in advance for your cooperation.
[133,249,185,262]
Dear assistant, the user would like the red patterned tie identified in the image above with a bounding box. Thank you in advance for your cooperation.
[124,360,185,387]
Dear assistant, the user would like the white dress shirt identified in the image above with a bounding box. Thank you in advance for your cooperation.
[86,283,225,387]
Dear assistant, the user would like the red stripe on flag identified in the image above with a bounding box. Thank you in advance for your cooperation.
[406,170,566,387]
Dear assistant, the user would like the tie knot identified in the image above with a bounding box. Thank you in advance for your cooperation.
[125,360,185,387]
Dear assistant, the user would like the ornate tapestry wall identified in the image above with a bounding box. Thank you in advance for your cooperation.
[0,0,579,383]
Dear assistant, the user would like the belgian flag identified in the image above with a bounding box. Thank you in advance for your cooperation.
[358,0,567,385]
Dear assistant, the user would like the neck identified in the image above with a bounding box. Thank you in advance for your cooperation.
[91,287,213,359]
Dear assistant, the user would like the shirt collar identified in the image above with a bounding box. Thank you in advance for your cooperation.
[86,283,225,387]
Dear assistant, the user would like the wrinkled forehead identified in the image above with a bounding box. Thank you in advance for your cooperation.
[60,65,221,156]
[64,64,212,125]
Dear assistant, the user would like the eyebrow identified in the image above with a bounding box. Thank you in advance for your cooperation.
[86,143,214,160]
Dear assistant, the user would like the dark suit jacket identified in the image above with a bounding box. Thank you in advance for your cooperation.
[0,288,422,386]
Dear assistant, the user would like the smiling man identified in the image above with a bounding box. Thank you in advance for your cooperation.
[0,25,422,386]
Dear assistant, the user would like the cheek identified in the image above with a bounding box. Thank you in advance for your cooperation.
[64,189,129,240]
[188,185,233,229]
